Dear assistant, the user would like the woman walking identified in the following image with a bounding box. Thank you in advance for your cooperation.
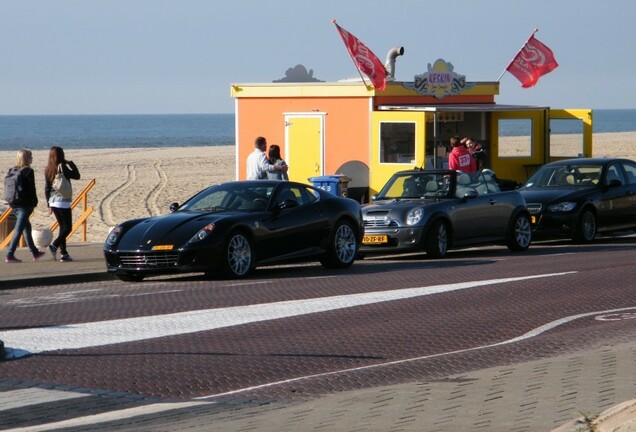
[44,146,80,262]
[4,148,46,263]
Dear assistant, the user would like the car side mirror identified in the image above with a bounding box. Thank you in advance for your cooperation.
[462,190,479,201]
[371,194,378,201]
[602,179,621,192]
[279,199,299,210]
[169,202,180,212]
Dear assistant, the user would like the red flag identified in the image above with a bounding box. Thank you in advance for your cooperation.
[333,20,386,90]
[506,34,559,88]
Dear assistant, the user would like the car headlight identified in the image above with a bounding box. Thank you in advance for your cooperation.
[188,223,215,244]
[406,208,424,225]
[548,202,577,212]
[105,225,123,247]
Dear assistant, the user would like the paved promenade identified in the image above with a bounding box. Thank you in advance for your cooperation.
[1,242,635,431]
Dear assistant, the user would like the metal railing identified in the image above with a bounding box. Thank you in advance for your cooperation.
[0,179,95,249]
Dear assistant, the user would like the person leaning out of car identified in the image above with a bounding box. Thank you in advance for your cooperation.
[448,136,477,173]
[44,146,81,262]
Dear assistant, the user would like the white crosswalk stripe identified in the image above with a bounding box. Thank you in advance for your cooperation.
[1,272,575,359]
[0,388,89,411]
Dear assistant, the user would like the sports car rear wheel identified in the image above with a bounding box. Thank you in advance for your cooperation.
[320,220,358,269]
[573,209,596,243]
[425,220,448,258]
[221,231,254,278]
[507,213,532,251]
[116,273,145,282]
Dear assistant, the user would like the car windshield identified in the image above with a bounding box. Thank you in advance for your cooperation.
[523,165,603,188]
[179,183,275,212]
[378,172,452,199]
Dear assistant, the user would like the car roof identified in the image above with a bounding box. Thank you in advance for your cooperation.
[393,169,454,175]
[543,157,635,167]
[215,180,303,187]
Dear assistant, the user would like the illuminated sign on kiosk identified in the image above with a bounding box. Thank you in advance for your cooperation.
[404,59,475,99]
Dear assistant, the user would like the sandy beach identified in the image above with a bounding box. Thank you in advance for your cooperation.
[0,131,634,244]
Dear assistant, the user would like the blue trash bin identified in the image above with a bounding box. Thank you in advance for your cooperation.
[308,175,351,197]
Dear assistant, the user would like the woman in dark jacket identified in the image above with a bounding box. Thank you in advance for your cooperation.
[44,146,80,262]
[5,148,46,263]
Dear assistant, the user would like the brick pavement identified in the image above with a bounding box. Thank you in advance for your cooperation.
[1,242,635,431]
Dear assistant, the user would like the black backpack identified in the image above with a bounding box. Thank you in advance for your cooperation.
[3,167,25,205]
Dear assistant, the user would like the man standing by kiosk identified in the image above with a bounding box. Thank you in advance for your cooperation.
[246,136,289,180]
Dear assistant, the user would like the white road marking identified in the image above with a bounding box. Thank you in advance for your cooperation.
[0,388,89,411]
[6,290,103,307]
[2,400,211,432]
[196,305,636,400]
[7,273,633,432]
[1,272,575,358]
[595,312,636,321]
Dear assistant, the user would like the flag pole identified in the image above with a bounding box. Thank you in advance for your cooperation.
[332,19,372,88]
[497,28,539,82]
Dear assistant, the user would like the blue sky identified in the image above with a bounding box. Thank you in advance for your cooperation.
[1,0,634,115]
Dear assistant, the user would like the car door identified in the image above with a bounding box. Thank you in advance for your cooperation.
[619,161,636,228]
[480,171,518,240]
[597,162,630,229]
[258,184,326,259]
[450,173,503,243]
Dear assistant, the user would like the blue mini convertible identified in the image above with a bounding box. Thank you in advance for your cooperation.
[360,169,532,258]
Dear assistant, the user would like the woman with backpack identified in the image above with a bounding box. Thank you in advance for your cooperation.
[4,148,46,263]
[44,146,81,262]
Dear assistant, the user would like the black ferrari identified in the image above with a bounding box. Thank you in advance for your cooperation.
[519,158,636,242]
[104,181,363,281]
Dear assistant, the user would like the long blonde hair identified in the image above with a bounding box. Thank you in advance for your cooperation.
[16,148,33,168]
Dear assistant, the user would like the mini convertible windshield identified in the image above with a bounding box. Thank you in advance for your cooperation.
[378,173,452,199]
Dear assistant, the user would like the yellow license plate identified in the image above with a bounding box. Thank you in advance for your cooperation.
[152,245,174,251]
[362,235,388,244]
[531,216,537,224]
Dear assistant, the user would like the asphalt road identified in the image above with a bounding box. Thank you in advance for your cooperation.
[1,237,636,431]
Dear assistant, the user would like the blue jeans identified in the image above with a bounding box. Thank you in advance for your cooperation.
[7,207,38,257]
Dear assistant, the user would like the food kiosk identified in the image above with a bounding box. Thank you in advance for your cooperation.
[231,59,592,202]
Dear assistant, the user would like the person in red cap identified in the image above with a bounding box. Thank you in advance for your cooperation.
[449,136,476,173]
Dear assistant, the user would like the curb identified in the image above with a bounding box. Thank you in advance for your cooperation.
[0,272,114,290]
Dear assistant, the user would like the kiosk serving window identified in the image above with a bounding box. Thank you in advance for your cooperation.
[380,122,416,163]
[498,118,533,158]
[550,118,584,157]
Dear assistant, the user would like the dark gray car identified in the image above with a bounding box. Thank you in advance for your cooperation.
[360,169,532,258]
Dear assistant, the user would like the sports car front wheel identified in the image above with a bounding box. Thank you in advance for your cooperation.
[320,220,358,269]
[221,231,254,278]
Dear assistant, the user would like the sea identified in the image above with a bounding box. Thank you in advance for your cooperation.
[0,109,634,151]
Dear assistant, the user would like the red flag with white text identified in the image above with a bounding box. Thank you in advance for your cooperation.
[506,34,559,88]
[333,21,386,90]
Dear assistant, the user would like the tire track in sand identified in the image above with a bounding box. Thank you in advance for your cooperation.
[144,162,169,217]
[98,163,137,227]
